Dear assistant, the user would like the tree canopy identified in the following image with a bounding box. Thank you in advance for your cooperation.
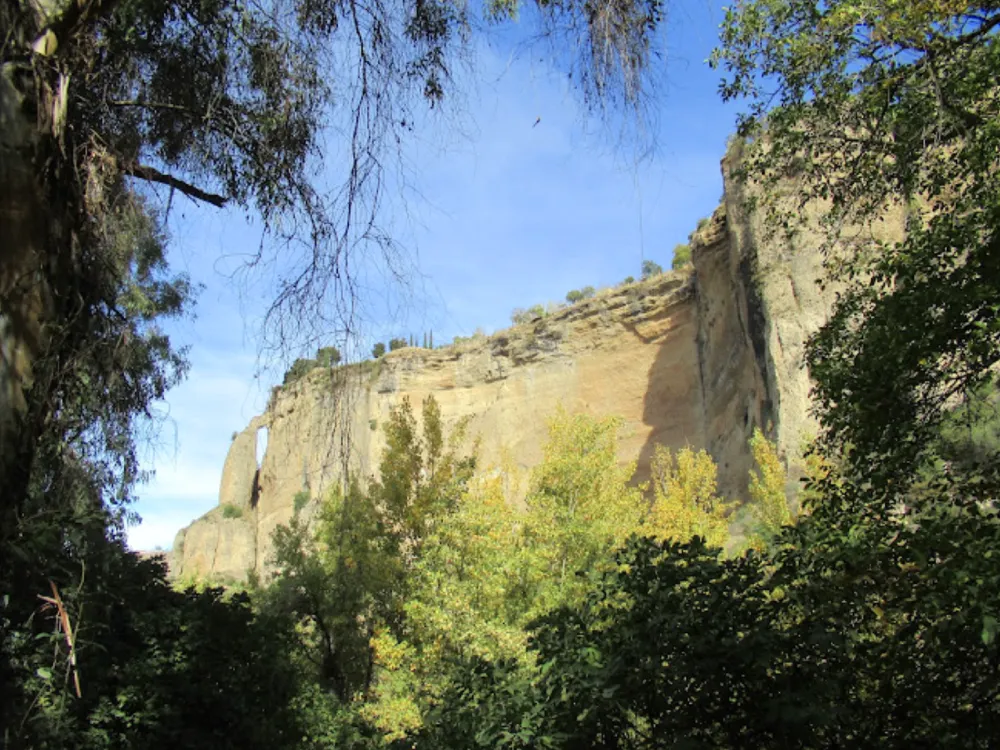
[641,259,663,278]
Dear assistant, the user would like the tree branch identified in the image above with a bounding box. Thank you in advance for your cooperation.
[123,164,227,208]
[106,99,194,114]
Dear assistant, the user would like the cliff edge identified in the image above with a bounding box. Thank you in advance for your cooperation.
[171,150,905,582]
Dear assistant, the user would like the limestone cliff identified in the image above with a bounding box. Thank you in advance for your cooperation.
[171,153,905,582]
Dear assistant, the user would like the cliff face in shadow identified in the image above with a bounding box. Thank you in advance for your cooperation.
[172,148,907,582]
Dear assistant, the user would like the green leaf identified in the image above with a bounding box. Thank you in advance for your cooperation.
[981,615,997,646]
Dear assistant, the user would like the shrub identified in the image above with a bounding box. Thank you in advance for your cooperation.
[316,346,341,367]
[389,337,407,351]
[293,491,310,514]
[566,289,584,304]
[221,504,244,519]
[579,285,596,299]
[641,259,663,279]
[372,342,386,358]
[512,304,546,325]
[671,244,692,269]
[623,276,635,284]
[283,357,318,385]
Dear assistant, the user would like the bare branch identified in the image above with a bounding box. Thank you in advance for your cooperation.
[123,164,227,208]
[106,99,195,114]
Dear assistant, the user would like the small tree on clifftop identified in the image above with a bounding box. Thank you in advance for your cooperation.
[642,260,664,279]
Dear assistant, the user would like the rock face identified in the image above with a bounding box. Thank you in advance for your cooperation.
[171,152,905,582]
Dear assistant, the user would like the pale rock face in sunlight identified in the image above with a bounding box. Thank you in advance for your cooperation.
[170,175,906,582]
[129,30,741,553]
[172,145,916,579]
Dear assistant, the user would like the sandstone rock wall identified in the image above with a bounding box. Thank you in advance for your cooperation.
[171,151,906,582]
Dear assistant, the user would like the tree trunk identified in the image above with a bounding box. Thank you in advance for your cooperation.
[0,66,53,509]
[0,0,78,509]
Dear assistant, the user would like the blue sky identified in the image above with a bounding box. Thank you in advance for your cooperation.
[128,0,741,550]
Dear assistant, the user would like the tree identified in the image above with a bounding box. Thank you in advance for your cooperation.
[566,289,585,304]
[643,445,730,549]
[283,357,318,384]
[641,259,663,279]
[316,346,342,368]
[671,243,691,269]
[367,409,655,742]
[373,342,387,358]
[267,396,475,714]
[580,285,596,299]
[623,276,635,284]
[713,0,1000,494]
[522,409,646,613]
[0,195,194,739]
[746,428,791,548]
[363,468,530,742]
[389,337,408,352]
[269,479,388,704]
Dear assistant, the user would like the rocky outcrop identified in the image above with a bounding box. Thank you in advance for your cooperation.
[172,149,906,582]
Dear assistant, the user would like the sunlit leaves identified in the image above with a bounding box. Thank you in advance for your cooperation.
[747,428,791,547]
[525,409,646,610]
[643,444,730,549]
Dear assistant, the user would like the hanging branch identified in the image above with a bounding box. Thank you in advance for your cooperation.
[37,580,82,699]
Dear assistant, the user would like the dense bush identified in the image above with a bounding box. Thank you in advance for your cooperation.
[641,259,663,279]
[221,503,244,519]
[671,243,692,269]
[282,346,342,385]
